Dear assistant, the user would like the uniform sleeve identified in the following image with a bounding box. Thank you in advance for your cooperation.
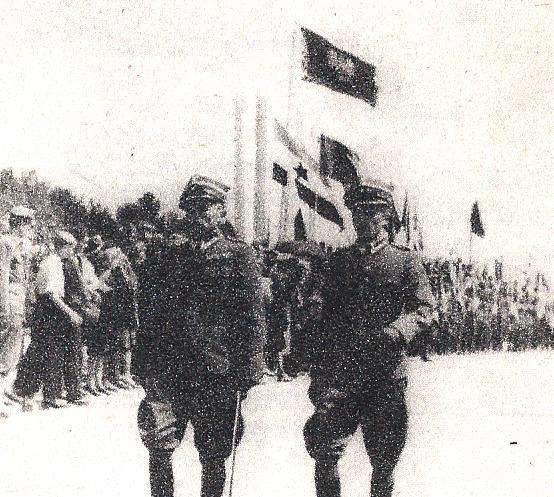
[309,251,346,371]
[387,251,436,343]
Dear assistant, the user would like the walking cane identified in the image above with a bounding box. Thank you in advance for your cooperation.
[228,390,242,497]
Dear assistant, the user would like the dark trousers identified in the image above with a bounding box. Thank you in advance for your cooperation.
[44,328,83,400]
[304,375,408,497]
[13,296,82,400]
[138,378,243,497]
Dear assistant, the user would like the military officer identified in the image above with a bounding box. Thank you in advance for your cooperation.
[136,175,265,497]
[303,185,436,497]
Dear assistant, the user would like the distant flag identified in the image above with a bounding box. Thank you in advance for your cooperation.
[294,209,307,241]
[400,192,411,245]
[301,28,378,106]
[470,201,485,237]
[319,135,361,190]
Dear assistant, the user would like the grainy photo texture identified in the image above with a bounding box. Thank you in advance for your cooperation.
[0,2,552,496]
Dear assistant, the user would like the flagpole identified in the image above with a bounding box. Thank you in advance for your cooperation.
[233,98,246,241]
[254,95,268,244]
[279,28,298,242]
[286,27,297,129]
[469,229,473,265]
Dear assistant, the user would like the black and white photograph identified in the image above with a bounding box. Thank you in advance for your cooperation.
[0,1,552,496]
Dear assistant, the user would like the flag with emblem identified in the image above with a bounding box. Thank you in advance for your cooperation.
[301,27,378,106]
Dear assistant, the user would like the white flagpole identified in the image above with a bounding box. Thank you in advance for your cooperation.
[253,95,268,244]
[278,28,298,242]
[233,99,246,240]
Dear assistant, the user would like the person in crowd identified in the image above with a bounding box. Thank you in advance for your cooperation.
[55,237,98,406]
[303,184,435,497]
[0,206,37,416]
[264,254,300,381]
[11,230,83,409]
[285,255,325,376]
[82,235,112,394]
[100,246,138,390]
[136,175,265,497]
[73,238,103,394]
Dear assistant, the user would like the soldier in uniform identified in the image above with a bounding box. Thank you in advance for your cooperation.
[135,175,265,497]
[303,185,435,497]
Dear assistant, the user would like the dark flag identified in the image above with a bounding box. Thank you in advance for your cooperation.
[470,202,485,237]
[295,179,344,229]
[319,135,361,189]
[401,193,411,245]
[301,27,378,106]
[273,162,288,186]
[294,210,307,241]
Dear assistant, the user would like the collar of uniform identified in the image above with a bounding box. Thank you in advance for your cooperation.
[355,235,388,255]
[199,233,224,252]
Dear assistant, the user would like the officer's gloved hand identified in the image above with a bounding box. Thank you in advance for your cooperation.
[382,325,404,344]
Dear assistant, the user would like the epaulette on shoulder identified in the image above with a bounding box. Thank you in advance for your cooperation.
[391,243,411,252]
[326,246,353,266]
[206,236,250,259]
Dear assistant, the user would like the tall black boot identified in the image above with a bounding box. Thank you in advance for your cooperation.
[370,467,394,497]
[149,450,174,497]
[201,458,226,497]
[314,458,341,497]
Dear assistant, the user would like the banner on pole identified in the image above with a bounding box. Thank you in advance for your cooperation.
[301,27,378,106]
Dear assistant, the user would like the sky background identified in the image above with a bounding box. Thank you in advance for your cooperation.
[1,0,552,271]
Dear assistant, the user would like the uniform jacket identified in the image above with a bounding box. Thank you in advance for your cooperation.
[311,242,435,383]
[135,234,265,391]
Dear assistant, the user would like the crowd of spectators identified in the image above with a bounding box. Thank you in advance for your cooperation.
[1,204,552,416]
[422,258,553,354]
[0,206,141,416]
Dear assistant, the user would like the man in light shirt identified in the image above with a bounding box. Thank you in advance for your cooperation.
[0,206,36,416]
[11,230,83,409]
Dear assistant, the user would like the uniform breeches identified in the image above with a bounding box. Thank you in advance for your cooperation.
[304,376,408,468]
[138,380,243,464]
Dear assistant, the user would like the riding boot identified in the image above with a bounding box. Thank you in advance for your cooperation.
[200,458,226,497]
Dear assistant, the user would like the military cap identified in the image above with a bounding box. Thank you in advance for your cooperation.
[54,230,77,246]
[9,205,35,221]
[344,182,402,230]
[179,175,230,211]
[343,185,395,211]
